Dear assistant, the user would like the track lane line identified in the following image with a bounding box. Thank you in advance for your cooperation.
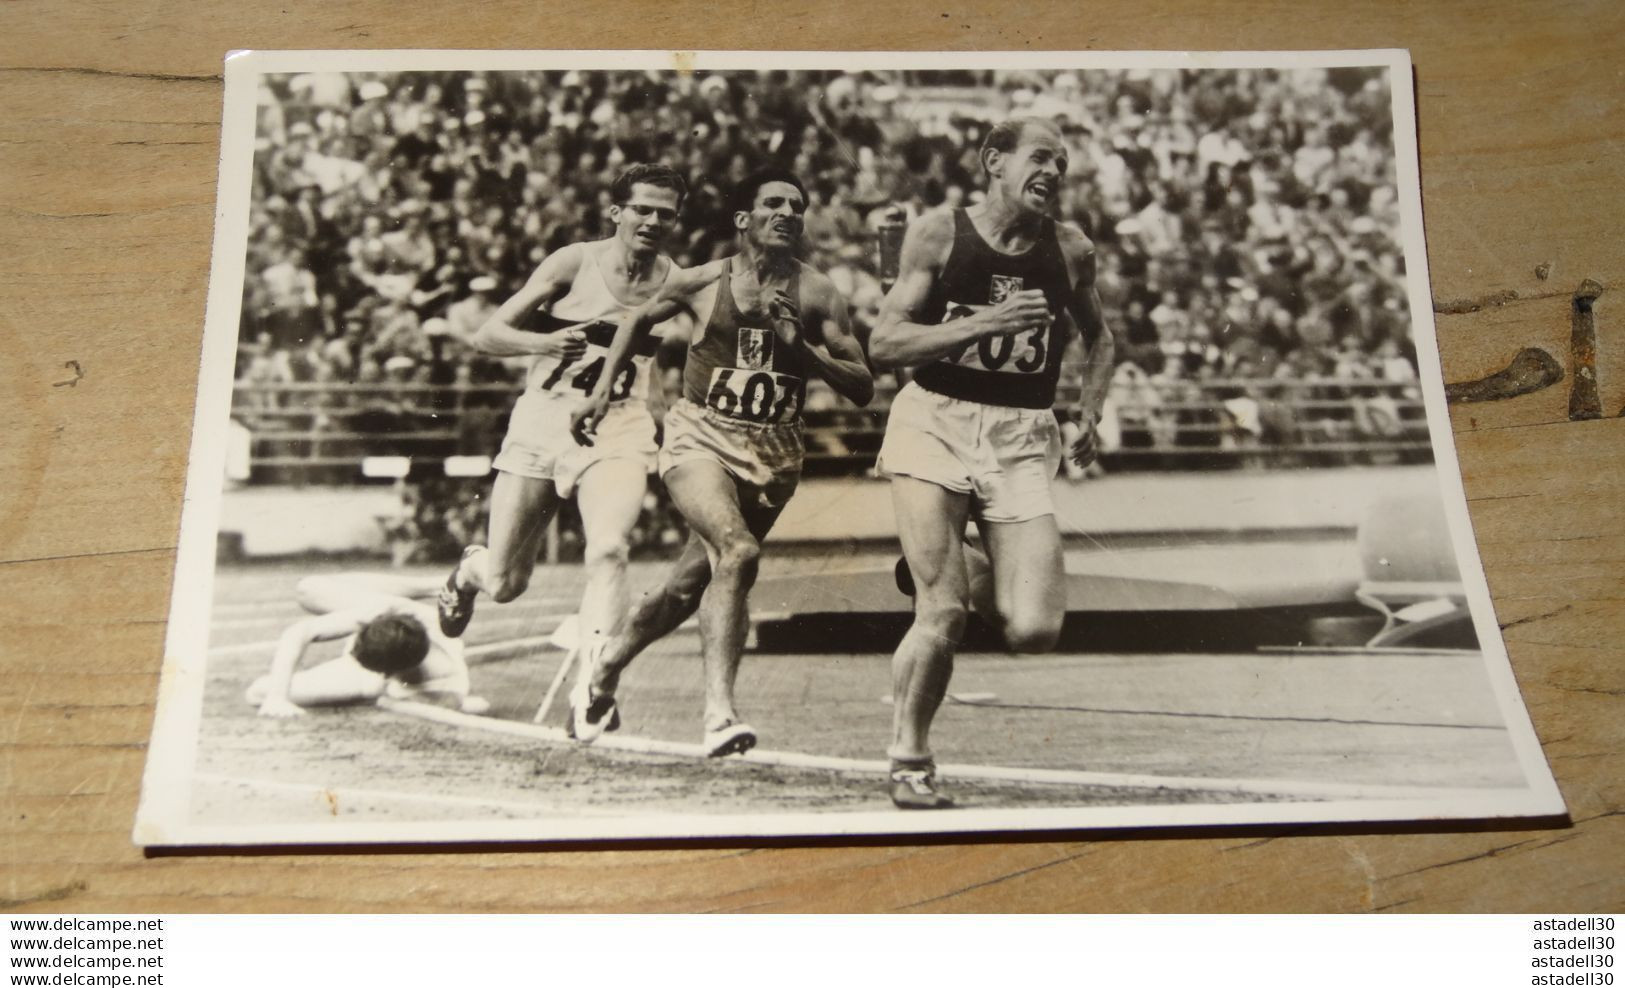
[379,699,1529,804]
[205,612,576,657]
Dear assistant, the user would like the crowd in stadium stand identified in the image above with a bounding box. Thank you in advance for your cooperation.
[234,66,1427,558]
[241,65,1415,382]
[236,65,1427,525]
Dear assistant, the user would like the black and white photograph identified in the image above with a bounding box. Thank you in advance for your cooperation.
[134,49,1563,846]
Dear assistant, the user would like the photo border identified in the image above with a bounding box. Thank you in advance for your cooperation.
[134,47,1566,847]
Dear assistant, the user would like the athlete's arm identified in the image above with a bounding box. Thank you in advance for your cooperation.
[471,244,590,359]
[772,273,874,407]
[868,212,1051,369]
[643,322,689,435]
[1057,227,1118,468]
[571,261,722,445]
[256,610,365,718]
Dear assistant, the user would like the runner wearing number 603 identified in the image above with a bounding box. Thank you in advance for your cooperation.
[437,165,690,692]
[868,117,1118,809]
[568,168,873,757]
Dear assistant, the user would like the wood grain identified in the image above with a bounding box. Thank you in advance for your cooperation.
[1,0,1621,912]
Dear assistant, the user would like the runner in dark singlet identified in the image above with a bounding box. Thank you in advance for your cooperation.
[868,117,1118,808]
[569,168,873,756]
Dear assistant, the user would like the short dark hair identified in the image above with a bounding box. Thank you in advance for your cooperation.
[611,163,688,209]
[732,168,807,213]
[979,117,1062,173]
[352,612,431,675]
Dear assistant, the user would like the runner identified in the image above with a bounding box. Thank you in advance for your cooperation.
[569,168,874,756]
[246,572,487,716]
[868,117,1117,808]
[436,164,688,681]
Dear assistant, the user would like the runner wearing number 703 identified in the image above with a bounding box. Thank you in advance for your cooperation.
[868,117,1118,808]
[568,167,874,757]
[437,165,690,688]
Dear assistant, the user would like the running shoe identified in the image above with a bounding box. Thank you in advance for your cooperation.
[889,760,954,810]
[437,545,482,637]
[703,722,757,758]
[566,675,620,743]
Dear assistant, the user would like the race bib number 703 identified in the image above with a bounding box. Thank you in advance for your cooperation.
[938,301,1050,375]
[704,367,803,424]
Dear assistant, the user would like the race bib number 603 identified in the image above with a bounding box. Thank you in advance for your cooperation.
[704,367,803,424]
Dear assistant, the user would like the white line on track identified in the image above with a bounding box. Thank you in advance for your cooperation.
[211,606,577,633]
[379,699,1528,804]
[206,621,698,660]
[209,599,304,614]
[211,608,583,631]
[209,590,583,613]
[210,615,301,630]
[207,613,571,657]
[205,629,559,659]
[192,770,594,817]
[206,640,294,658]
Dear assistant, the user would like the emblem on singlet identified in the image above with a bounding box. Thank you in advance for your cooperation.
[738,327,772,370]
[988,274,1024,304]
[938,273,1051,376]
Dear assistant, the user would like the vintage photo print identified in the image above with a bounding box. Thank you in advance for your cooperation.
[135,49,1564,846]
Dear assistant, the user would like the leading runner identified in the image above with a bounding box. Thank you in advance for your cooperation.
[868,118,1116,808]
[569,168,874,756]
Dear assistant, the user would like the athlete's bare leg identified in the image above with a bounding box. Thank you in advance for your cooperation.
[976,513,1066,653]
[589,532,711,696]
[455,471,562,604]
[899,528,995,619]
[887,476,973,765]
[961,539,998,622]
[662,459,788,734]
[572,458,650,645]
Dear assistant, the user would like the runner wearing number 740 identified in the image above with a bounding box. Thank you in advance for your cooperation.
[569,168,873,757]
[437,164,690,683]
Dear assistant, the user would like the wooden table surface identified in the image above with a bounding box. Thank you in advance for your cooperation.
[1,0,1620,912]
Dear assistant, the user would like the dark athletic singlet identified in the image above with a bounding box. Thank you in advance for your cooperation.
[682,257,809,426]
[912,208,1073,410]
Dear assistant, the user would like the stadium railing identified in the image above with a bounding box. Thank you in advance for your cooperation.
[228,377,1433,484]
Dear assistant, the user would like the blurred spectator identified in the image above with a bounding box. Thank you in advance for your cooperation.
[438,275,500,355]
[257,246,320,347]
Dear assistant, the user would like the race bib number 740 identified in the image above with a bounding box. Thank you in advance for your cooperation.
[537,343,639,401]
[704,367,803,424]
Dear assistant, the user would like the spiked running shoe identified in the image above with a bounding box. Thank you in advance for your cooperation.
[704,722,757,758]
[437,545,482,637]
[890,761,954,810]
[566,675,621,744]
